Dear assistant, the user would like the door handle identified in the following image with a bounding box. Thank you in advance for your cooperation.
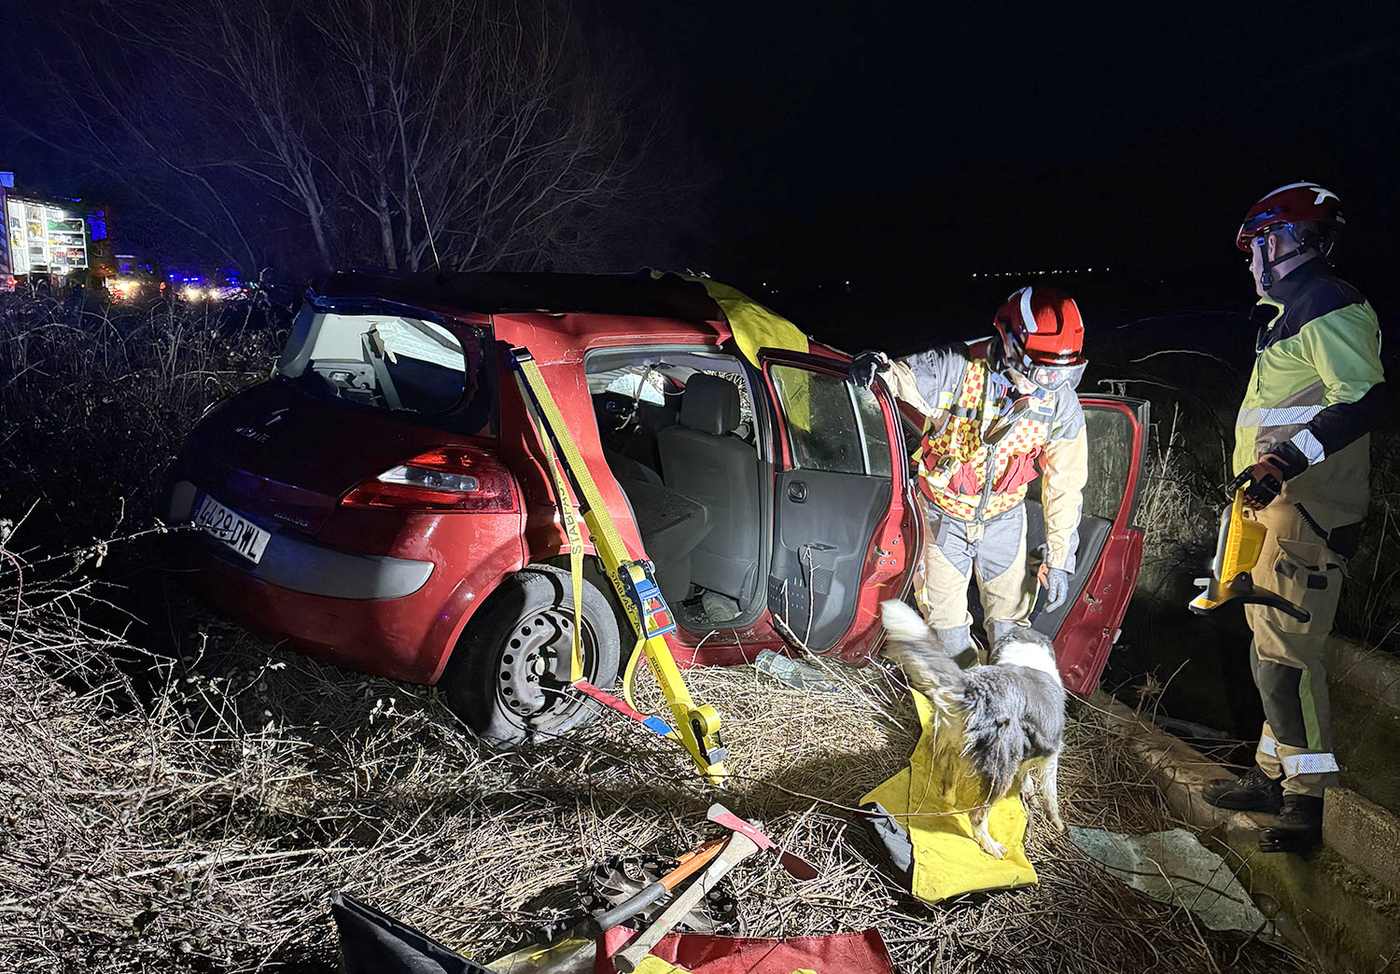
[787,481,808,503]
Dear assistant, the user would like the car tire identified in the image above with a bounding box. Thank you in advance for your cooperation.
[441,564,621,748]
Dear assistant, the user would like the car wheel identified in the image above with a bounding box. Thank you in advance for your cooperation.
[441,565,621,748]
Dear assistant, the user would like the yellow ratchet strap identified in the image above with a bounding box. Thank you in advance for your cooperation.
[510,347,729,785]
[522,392,585,680]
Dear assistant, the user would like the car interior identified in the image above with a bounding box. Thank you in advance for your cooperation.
[585,348,765,629]
[277,308,493,433]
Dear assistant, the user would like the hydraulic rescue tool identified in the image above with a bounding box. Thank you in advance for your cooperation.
[1188,473,1310,622]
[510,347,729,784]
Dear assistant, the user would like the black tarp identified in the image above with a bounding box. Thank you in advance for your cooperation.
[330,893,492,974]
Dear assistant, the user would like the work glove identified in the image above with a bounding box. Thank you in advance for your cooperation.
[1038,563,1071,611]
[1240,440,1310,511]
[848,350,890,389]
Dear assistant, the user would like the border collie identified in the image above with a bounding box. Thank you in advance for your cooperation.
[879,600,1067,858]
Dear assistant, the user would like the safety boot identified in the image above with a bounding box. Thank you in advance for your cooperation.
[1202,766,1283,813]
[1259,794,1324,853]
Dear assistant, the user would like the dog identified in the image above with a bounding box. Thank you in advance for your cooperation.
[879,599,1066,858]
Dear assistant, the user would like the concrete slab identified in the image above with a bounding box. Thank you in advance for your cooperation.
[1329,637,1400,713]
[1093,692,1400,973]
[1323,786,1400,894]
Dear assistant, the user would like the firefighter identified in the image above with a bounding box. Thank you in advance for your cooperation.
[1202,182,1387,852]
[850,287,1089,660]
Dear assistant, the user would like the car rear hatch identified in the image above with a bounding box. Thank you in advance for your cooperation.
[183,298,496,537]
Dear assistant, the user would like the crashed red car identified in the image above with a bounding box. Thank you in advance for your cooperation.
[168,271,1148,743]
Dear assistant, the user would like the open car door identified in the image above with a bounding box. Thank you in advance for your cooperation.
[759,352,919,661]
[1023,395,1150,694]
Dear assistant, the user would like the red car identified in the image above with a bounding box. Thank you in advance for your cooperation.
[168,272,1148,744]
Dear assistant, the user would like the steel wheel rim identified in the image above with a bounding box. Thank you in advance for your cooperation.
[495,607,596,727]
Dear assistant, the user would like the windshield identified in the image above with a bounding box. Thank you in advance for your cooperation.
[278,304,494,433]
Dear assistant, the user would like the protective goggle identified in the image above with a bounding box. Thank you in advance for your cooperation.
[1001,330,1087,391]
[1007,359,1087,393]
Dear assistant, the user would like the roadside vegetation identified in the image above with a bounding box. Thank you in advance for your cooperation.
[0,287,1344,972]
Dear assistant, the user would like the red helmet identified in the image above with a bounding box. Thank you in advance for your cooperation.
[993,286,1086,391]
[1235,181,1344,253]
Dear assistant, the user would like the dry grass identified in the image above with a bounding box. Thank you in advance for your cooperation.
[1133,403,1221,600]
[0,289,279,543]
[0,538,1311,974]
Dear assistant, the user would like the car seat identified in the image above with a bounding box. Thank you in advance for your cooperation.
[656,374,762,603]
[604,449,709,605]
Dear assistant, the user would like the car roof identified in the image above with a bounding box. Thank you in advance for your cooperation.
[309,270,852,362]
[313,270,727,325]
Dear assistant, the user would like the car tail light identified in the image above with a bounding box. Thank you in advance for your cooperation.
[341,447,517,512]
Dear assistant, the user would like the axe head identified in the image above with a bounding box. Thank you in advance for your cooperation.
[706,803,818,882]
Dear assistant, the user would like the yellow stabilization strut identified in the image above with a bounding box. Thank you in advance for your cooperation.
[510,347,728,785]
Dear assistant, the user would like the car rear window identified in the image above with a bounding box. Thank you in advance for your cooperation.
[278,304,494,433]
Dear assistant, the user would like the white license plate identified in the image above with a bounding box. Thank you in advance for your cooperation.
[193,495,271,564]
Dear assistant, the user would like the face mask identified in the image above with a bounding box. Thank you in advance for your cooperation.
[999,329,1086,394]
[1005,368,1040,395]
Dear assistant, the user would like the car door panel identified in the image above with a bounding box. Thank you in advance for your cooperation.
[1024,503,1113,636]
[769,471,893,650]
[1029,395,1150,694]
[760,352,916,655]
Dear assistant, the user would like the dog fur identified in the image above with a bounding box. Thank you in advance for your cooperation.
[879,599,1066,858]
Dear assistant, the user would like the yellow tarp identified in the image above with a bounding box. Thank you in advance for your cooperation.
[486,937,592,972]
[681,275,812,433]
[634,958,692,974]
[861,693,1038,903]
[688,277,809,365]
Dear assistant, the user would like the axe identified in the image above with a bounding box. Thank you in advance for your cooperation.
[610,804,817,972]
[537,837,728,944]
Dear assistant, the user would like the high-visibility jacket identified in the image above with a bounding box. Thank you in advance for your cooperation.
[1233,261,1386,527]
[879,341,1089,571]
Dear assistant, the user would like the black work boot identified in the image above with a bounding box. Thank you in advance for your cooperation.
[1259,793,1324,853]
[1202,766,1283,813]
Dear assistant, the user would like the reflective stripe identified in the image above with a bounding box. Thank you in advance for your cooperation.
[1237,404,1325,427]
[1019,286,1037,334]
[1258,734,1279,757]
[1281,752,1340,776]
[1290,428,1326,464]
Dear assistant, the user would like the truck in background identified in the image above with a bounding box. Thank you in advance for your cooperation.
[1,170,113,292]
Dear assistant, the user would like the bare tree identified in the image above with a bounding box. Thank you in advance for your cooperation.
[19,0,667,275]
[300,0,645,272]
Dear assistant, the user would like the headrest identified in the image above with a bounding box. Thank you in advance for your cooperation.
[679,373,742,436]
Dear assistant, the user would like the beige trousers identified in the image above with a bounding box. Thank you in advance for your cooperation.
[912,496,1037,655]
[1244,501,1346,798]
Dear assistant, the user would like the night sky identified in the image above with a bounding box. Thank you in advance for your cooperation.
[611,1,1400,283]
[4,1,1400,297]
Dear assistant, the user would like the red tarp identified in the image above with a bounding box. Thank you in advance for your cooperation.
[596,927,895,974]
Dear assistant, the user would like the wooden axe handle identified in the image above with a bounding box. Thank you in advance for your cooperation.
[612,832,760,972]
[586,838,726,934]
[708,805,818,881]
